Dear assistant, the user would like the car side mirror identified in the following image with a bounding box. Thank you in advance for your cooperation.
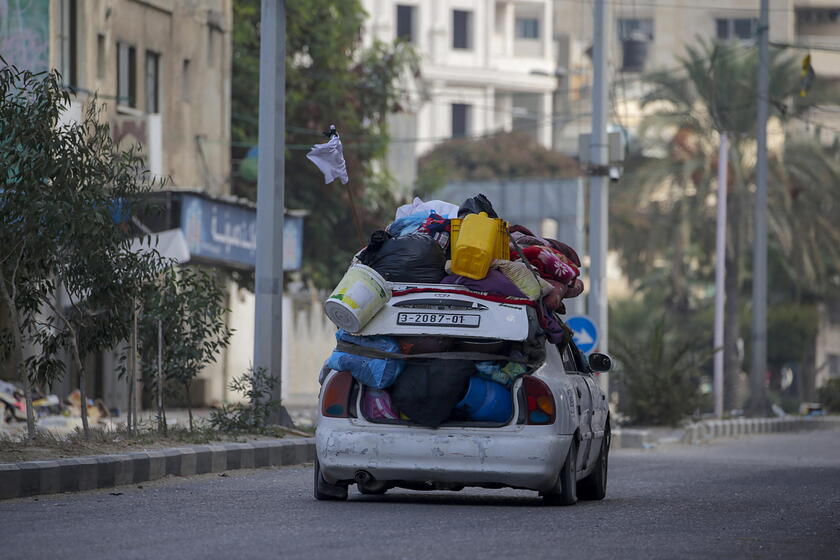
[588,352,612,373]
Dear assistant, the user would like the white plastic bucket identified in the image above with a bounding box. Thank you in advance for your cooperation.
[324,264,391,332]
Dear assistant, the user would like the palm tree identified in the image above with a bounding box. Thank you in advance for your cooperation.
[616,39,840,410]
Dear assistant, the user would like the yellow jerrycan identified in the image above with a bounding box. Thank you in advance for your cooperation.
[451,212,500,280]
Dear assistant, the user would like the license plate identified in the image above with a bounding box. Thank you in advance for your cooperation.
[396,312,480,328]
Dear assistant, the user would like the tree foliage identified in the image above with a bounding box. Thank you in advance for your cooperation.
[139,265,232,432]
[232,0,420,287]
[616,40,840,303]
[1,63,163,437]
[611,40,840,409]
[611,317,708,426]
[209,367,279,433]
[818,378,840,413]
[416,131,581,194]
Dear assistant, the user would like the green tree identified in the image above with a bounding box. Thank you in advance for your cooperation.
[611,316,708,426]
[416,131,581,194]
[1,64,162,438]
[614,40,840,411]
[139,265,232,432]
[232,0,420,287]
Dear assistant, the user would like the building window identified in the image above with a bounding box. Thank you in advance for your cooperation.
[57,0,77,85]
[797,8,840,24]
[829,354,840,378]
[515,18,540,39]
[618,18,653,71]
[451,103,471,138]
[452,10,473,50]
[96,34,106,80]
[182,59,192,101]
[145,51,160,114]
[618,18,654,41]
[207,28,217,67]
[396,4,416,43]
[117,42,137,108]
[716,18,757,41]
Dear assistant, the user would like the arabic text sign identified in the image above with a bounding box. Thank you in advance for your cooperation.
[180,194,303,270]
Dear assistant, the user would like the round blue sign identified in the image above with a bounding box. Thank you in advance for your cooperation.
[566,315,599,354]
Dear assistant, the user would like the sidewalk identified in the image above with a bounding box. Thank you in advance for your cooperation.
[614,415,840,449]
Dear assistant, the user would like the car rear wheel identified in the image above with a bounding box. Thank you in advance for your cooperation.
[578,435,608,500]
[543,439,578,506]
[313,458,348,501]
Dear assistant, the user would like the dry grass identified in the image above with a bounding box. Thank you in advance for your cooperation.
[0,421,293,464]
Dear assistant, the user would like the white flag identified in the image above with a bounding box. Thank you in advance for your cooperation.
[306,134,349,185]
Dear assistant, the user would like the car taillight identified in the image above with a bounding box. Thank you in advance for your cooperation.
[321,370,354,418]
[522,377,556,425]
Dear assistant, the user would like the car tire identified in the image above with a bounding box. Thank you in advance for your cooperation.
[313,458,348,501]
[578,435,609,501]
[357,485,388,495]
[543,438,578,506]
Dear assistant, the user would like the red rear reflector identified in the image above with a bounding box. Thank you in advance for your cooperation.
[321,370,354,418]
[522,376,556,425]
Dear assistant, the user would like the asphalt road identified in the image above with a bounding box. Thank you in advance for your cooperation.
[2,430,839,560]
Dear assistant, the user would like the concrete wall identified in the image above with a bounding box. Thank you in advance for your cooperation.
[215,290,335,409]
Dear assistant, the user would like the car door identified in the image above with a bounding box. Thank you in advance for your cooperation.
[569,343,609,465]
[560,344,594,472]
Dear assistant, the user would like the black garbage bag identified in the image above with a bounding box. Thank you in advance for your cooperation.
[356,229,393,263]
[458,193,499,218]
[390,360,474,427]
[360,233,446,283]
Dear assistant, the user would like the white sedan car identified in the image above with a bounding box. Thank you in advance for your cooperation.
[314,286,612,506]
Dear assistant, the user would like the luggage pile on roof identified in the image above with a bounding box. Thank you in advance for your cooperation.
[320,194,583,427]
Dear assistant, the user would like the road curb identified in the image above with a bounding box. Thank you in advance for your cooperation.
[680,416,840,445]
[614,416,840,449]
[0,437,315,501]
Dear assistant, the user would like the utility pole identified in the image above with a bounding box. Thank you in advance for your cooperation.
[589,0,610,393]
[750,0,769,415]
[714,133,729,418]
[255,0,293,426]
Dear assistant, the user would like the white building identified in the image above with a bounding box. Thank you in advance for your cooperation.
[362,0,560,193]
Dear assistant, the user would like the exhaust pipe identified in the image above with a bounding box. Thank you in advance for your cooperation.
[354,470,373,485]
[354,470,387,493]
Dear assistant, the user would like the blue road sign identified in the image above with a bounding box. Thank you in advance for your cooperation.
[567,315,598,354]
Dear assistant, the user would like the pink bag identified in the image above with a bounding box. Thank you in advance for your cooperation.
[362,388,399,420]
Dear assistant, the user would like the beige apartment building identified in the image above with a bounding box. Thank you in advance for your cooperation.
[48,0,233,193]
[552,0,840,151]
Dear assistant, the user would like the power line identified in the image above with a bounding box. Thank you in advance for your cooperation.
[556,0,795,12]
[771,41,840,54]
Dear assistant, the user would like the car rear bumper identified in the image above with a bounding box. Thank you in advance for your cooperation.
[316,418,572,492]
